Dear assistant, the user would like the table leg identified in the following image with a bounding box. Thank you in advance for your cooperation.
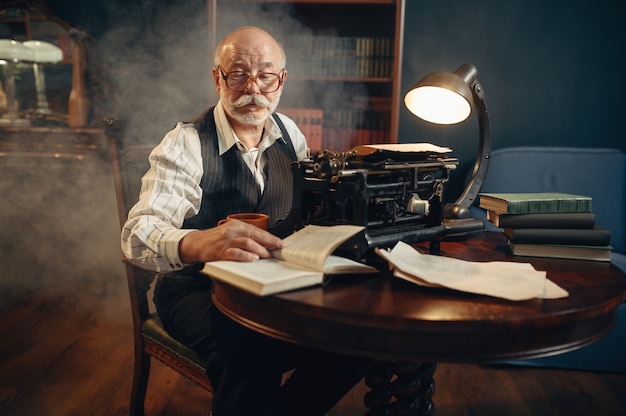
[364,361,436,416]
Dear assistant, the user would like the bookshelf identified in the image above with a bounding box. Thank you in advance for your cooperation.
[207,0,405,152]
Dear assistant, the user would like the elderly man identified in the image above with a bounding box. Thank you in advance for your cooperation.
[122,26,367,415]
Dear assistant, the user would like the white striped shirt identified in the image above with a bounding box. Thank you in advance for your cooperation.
[121,100,308,272]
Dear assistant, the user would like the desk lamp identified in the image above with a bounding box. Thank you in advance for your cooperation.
[24,40,63,116]
[404,63,491,234]
[0,39,34,126]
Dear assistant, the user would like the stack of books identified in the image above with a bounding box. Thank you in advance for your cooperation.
[479,192,612,261]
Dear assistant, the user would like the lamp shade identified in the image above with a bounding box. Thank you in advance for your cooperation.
[0,39,34,62]
[23,40,63,63]
[404,64,480,125]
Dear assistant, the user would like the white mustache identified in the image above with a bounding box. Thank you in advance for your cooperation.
[232,94,271,108]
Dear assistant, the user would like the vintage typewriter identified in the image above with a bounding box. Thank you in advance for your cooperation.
[291,143,459,260]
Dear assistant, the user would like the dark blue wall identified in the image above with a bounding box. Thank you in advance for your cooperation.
[399,0,626,200]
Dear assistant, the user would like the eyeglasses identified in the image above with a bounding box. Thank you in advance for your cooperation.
[217,65,284,93]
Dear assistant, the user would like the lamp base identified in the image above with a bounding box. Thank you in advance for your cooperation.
[443,217,485,236]
[443,203,485,237]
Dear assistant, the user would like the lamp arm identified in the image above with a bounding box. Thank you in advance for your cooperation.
[446,81,491,218]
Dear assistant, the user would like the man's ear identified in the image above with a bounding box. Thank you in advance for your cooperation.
[212,67,221,93]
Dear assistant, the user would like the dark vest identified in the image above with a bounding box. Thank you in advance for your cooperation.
[182,107,298,236]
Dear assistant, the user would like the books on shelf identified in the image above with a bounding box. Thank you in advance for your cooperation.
[281,97,392,153]
[483,192,612,261]
[355,96,392,146]
[279,108,323,152]
[486,211,596,229]
[283,35,393,79]
[201,225,378,296]
[507,241,612,262]
[356,36,393,78]
[479,192,592,215]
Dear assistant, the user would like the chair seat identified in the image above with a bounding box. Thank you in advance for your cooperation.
[142,315,209,371]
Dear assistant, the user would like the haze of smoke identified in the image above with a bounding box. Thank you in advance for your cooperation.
[1,1,367,307]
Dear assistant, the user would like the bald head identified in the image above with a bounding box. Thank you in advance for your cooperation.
[215,26,286,70]
[212,26,287,131]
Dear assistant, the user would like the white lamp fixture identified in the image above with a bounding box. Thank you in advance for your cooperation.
[0,39,34,126]
[0,39,34,62]
[404,63,491,233]
[24,40,63,116]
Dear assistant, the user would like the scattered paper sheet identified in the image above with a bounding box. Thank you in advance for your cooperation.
[376,241,568,301]
[361,143,452,153]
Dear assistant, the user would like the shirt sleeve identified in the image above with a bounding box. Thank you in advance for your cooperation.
[121,122,204,272]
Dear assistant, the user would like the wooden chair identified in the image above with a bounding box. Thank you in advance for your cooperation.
[103,117,213,415]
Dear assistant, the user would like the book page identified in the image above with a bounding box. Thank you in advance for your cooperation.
[377,241,568,301]
[323,255,379,274]
[273,225,364,272]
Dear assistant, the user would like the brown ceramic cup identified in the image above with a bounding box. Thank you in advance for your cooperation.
[217,213,269,230]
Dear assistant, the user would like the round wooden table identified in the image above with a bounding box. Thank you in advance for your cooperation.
[211,231,626,415]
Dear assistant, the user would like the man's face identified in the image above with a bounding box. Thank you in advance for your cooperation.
[214,34,286,127]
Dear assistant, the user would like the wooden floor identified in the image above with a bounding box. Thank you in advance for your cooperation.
[1,281,625,416]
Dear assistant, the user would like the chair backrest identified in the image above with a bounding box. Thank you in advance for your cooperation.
[104,115,157,327]
[104,117,153,229]
[476,146,626,253]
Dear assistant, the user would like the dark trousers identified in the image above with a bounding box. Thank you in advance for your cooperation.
[155,276,369,416]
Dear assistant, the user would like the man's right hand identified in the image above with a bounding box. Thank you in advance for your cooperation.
[178,220,284,263]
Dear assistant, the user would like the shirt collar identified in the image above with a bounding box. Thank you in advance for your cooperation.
[214,100,285,155]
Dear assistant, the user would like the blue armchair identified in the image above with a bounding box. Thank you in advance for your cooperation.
[470,146,626,372]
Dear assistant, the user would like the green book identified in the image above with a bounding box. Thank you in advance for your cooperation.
[479,192,592,214]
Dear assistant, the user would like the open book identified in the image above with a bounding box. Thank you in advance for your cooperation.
[201,225,379,296]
